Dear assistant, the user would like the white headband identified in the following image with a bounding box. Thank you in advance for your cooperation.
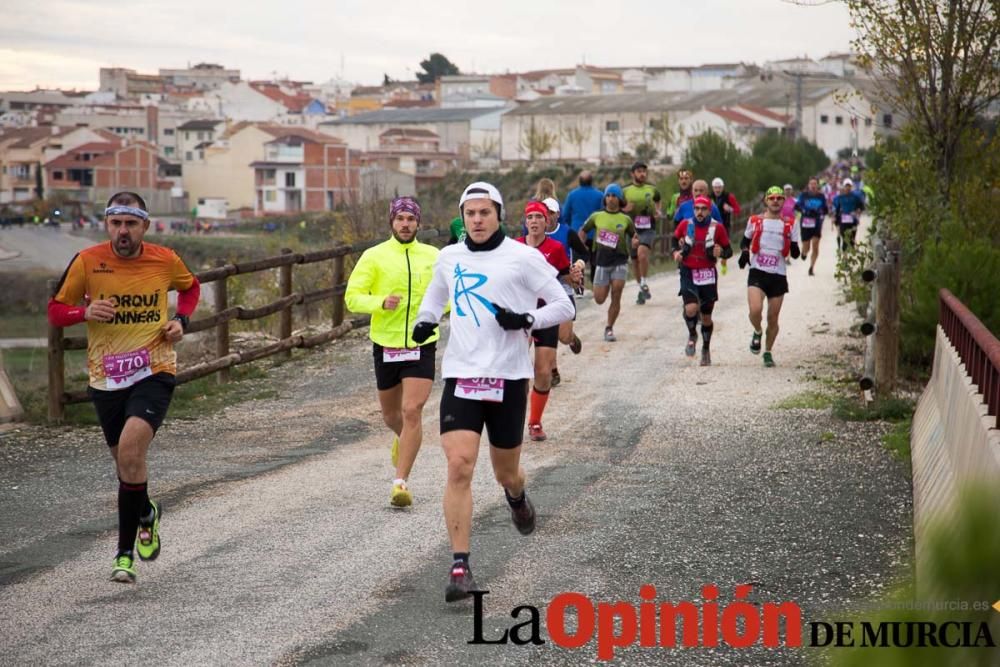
[105,205,149,220]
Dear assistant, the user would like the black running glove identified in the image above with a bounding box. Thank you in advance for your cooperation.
[738,250,750,269]
[491,302,532,330]
[411,321,438,343]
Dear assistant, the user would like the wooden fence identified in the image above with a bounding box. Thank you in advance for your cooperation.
[46,230,442,422]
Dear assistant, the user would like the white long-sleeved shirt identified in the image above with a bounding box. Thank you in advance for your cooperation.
[417,237,574,380]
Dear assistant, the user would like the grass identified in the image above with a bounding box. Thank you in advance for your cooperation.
[773,390,835,410]
[832,395,915,422]
[2,313,49,338]
[2,345,279,425]
[881,420,912,461]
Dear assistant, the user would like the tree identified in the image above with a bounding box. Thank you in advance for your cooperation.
[416,53,460,84]
[561,122,592,159]
[843,0,1000,202]
[519,120,557,161]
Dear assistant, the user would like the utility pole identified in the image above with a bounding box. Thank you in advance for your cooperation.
[795,71,803,141]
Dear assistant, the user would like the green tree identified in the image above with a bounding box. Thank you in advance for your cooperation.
[416,53,460,84]
[845,0,1000,205]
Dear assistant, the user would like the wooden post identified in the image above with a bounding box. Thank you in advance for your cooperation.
[279,248,293,359]
[331,253,345,328]
[46,279,65,422]
[0,349,25,422]
[215,260,230,384]
[875,239,901,394]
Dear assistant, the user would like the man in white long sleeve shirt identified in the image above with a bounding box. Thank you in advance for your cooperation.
[411,181,574,602]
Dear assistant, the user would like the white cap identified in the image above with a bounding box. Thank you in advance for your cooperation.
[783,183,794,190]
[459,181,504,219]
[711,177,724,188]
[842,178,854,187]
[542,197,560,214]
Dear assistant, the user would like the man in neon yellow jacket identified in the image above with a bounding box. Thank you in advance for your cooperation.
[345,196,440,508]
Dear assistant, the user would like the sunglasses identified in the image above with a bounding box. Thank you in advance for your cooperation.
[693,206,710,211]
[766,196,785,201]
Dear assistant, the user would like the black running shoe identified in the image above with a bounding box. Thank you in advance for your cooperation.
[445,562,478,602]
[510,493,536,535]
[750,331,762,355]
[569,334,582,354]
[550,368,561,387]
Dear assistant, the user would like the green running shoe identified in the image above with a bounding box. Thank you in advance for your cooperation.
[763,351,775,367]
[750,331,762,355]
[136,500,161,561]
[111,553,137,583]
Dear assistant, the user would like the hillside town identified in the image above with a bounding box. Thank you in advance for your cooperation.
[0,55,895,219]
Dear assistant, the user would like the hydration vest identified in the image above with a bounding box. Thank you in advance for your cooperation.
[748,215,793,257]
[685,218,718,251]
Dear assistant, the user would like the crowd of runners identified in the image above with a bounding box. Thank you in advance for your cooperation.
[47,164,867,598]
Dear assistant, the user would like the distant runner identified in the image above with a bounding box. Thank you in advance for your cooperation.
[738,186,801,367]
[623,161,661,305]
[580,184,636,342]
[794,177,829,276]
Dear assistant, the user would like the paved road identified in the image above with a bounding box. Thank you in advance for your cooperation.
[0,224,911,665]
[0,225,97,273]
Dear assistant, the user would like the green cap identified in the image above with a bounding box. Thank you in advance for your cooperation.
[766,186,784,198]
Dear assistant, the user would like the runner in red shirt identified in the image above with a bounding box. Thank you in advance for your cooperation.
[672,196,733,366]
[517,201,581,441]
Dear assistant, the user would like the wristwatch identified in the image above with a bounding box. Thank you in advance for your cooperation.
[171,314,190,332]
[524,313,535,329]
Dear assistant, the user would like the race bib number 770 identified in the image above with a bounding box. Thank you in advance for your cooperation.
[103,348,152,390]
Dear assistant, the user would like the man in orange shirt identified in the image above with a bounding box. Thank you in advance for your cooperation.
[48,191,200,583]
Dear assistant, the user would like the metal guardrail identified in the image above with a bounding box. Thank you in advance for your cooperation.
[939,288,1000,430]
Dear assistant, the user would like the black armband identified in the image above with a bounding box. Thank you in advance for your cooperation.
[790,242,801,259]
[720,244,734,259]
[740,236,751,251]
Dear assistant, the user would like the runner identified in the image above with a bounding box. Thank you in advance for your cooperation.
[47,191,201,583]
[738,186,801,367]
[344,196,439,508]
[666,168,694,221]
[560,170,604,268]
[448,214,465,245]
[832,178,865,252]
[411,182,574,602]
[781,184,798,221]
[580,184,636,342]
[542,197,587,388]
[673,179,722,225]
[516,201,583,440]
[794,177,829,276]
[710,177,741,275]
[623,161,661,304]
[672,195,732,366]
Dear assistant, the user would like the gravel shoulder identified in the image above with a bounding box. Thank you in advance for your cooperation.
[0,222,912,666]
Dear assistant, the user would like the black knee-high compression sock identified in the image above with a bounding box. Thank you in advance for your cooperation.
[684,312,698,338]
[701,324,714,348]
[118,479,147,555]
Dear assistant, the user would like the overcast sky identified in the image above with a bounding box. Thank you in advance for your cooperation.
[1,0,856,91]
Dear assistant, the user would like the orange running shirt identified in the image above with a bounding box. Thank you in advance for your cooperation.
[53,242,196,390]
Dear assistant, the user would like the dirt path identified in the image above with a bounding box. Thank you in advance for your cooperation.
[0,220,911,665]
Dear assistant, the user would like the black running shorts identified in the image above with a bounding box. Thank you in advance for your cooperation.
[88,372,176,446]
[678,265,719,305]
[439,378,529,449]
[372,342,436,391]
[748,268,790,299]
[532,325,559,349]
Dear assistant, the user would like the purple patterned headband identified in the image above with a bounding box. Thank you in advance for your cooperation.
[389,196,421,223]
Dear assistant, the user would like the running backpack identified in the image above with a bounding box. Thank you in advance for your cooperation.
[748,215,793,257]
[685,219,718,251]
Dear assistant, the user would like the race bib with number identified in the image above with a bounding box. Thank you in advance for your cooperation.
[103,348,152,390]
[383,347,421,363]
[597,229,619,248]
[802,217,817,229]
[756,253,780,269]
[634,216,652,230]
[454,378,504,402]
[692,268,716,286]
[840,214,855,224]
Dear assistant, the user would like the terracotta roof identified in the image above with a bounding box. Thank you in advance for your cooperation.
[738,104,791,123]
[44,142,119,169]
[249,82,314,112]
[706,107,764,126]
[0,126,63,148]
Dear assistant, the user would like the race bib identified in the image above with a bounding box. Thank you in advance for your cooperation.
[802,217,817,229]
[634,215,652,230]
[103,348,152,390]
[454,378,504,402]
[383,347,420,363]
[840,214,855,224]
[757,253,780,269]
[597,229,619,248]
[692,268,716,285]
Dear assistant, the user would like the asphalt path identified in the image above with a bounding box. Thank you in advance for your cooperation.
[0,223,911,665]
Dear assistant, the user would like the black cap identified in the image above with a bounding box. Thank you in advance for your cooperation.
[631,161,647,172]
